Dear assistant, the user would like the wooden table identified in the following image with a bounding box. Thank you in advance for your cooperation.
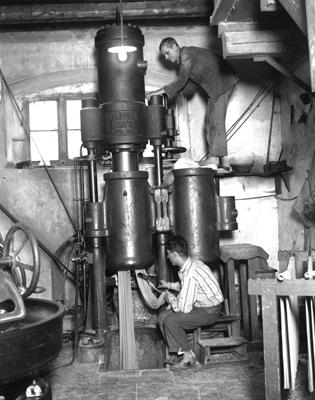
[248,278,315,400]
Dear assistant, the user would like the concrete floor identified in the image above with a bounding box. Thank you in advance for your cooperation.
[48,346,266,400]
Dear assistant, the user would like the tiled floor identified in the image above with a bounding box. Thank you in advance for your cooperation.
[2,343,315,399]
[48,347,266,400]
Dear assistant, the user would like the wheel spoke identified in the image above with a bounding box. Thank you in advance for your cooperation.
[16,261,34,272]
[12,233,29,257]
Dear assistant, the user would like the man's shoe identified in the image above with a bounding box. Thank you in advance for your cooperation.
[170,352,196,370]
[165,354,182,366]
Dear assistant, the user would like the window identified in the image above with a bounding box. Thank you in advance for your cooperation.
[29,100,58,163]
[28,95,87,165]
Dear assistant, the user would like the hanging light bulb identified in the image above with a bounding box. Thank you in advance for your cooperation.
[107,1,137,62]
[108,45,136,62]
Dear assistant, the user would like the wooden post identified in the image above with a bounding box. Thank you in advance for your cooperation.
[261,285,281,400]
[306,0,315,92]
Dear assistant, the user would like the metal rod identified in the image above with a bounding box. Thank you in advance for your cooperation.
[266,87,276,165]
[88,157,98,202]
[91,237,107,336]
[153,144,163,186]
[0,257,12,267]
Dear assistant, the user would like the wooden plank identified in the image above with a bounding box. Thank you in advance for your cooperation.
[261,285,281,400]
[0,0,211,25]
[278,0,307,36]
[218,21,280,37]
[210,0,235,25]
[260,0,279,12]
[305,0,315,92]
[254,56,312,94]
[239,263,250,340]
[248,258,260,340]
[305,298,314,392]
[280,297,290,388]
[286,295,299,389]
[278,249,309,262]
[226,259,240,336]
[222,29,306,59]
[210,0,260,26]
[248,278,315,297]
[198,336,248,347]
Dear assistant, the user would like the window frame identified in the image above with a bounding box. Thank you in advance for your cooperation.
[25,93,95,163]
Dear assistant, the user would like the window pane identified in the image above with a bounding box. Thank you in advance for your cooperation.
[68,130,85,159]
[67,100,81,130]
[30,131,59,164]
[29,101,58,130]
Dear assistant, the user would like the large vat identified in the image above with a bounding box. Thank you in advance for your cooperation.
[0,298,65,384]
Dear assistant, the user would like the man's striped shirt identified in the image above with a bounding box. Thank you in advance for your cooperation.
[168,257,223,313]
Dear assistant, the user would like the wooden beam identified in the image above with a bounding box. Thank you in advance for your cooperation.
[210,0,260,26]
[305,0,315,92]
[254,55,312,94]
[218,21,281,37]
[248,278,315,297]
[0,1,210,25]
[277,0,307,36]
[210,0,235,25]
[222,29,306,59]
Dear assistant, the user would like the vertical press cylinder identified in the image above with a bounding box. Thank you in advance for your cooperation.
[95,25,147,147]
[172,168,219,265]
[104,171,153,271]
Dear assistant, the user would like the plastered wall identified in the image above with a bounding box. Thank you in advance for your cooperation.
[277,63,315,275]
[0,24,282,299]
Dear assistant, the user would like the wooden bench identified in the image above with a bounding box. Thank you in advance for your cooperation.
[191,308,248,365]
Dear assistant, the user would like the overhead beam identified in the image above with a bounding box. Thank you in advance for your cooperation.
[277,0,307,36]
[306,0,315,92]
[218,21,286,37]
[210,0,260,25]
[222,29,306,59]
[0,0,211,25]
[254,55,312,94]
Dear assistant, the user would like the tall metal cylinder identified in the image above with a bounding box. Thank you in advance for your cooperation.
[172,168,219,265]
[95,25,147,147]
[104,171,153,270]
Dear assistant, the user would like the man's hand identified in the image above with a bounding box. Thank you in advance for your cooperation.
[163,290,172,304]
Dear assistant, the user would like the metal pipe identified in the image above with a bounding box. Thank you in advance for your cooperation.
[88,160,98,203]
[91,237,107,336]
[112,150,139,172]
[155,233,171,282]
[153,145,163,186]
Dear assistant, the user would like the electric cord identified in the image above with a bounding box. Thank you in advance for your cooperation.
[227,83,274,142]
[226,80,273,140]
[198,80,274,162]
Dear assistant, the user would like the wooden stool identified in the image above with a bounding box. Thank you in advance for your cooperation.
[220,243,276,341]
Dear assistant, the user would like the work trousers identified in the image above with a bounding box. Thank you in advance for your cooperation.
[205,85,235,157]
[157,304,222,353]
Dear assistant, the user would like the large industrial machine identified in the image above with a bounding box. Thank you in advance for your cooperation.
[0,223,64,399]
[73,23,238,369]
[0,21,238,380]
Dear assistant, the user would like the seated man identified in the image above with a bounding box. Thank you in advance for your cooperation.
[158,235,223,369]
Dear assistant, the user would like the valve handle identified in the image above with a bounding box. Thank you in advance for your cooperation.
[3,223,40,298]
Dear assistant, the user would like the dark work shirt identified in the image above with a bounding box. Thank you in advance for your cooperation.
[164,46,238,104]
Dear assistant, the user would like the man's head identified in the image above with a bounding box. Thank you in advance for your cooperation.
[159,37,180,64]
[166,235,189,267]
